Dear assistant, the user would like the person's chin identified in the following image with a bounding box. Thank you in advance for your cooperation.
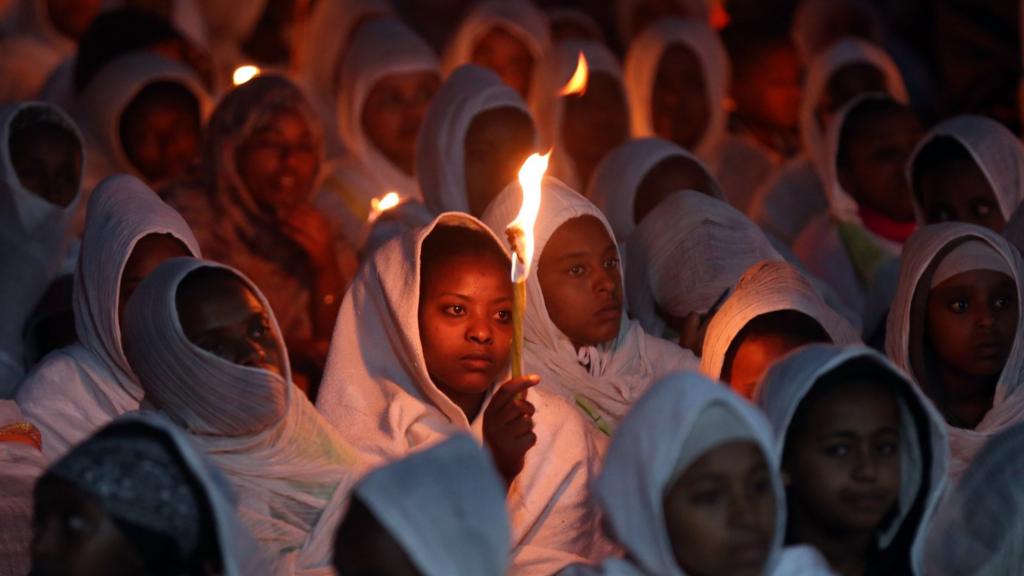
[449,370,498,395]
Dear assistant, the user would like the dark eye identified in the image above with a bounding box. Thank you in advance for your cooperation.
[495,309,511,322]
[994,295,1013,310]
[932,209,952,223]
[603,257,620,269]
[876,441,899,456]
[689,488,723,506]
[824,443,850,458]
[972,201,994,218]
[948,299,969,313]
[568,265,585,277]
[444,305,466,316]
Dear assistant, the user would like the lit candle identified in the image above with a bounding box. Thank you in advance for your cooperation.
[232,65,261,86]
[367,191,401,224]
[559,52,589,97]
[506,152,550,378]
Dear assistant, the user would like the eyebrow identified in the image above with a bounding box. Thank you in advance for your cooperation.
[558,251,591,262]
[438,292,470,301]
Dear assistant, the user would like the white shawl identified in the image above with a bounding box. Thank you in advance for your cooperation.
[529,39,624,191]
[416,64,534,215]
[626,190,782,337]
[317,212,608,574]
[123,257,361,575]
[0,400,45,576]
[587,137,722,243]
[441,0,550,86]
[908,114,1024,225]
[623,17,729,164]
[885,222,1024,480]
[701,260,861,381]
[353,434,511,576]
[335,17,439,203]
[0,102,84,396]
[482,177,698,432]
[754,344,950,575]
[16,174,201,462]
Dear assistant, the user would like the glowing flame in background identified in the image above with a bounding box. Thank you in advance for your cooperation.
[509,152,551,281]
[232,65,261,86]
[559,52,589,97]
[371,191,401,213]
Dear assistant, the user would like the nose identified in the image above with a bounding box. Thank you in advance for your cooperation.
[852,446,879,482]
[976,304,997,329]
[594,266,617,295]
[728,492,761,529]
[466,317,493,345]
[238,340,267,369]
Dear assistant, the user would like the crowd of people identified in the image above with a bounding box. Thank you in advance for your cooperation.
[2,0,1024,574]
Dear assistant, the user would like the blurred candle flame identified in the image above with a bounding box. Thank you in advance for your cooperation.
[508,152,551,281]
[232,65,261,86]
[558,52,588,97]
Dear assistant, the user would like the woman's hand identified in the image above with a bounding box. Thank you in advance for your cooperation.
[280,204,337,272]
[484,375,540,487]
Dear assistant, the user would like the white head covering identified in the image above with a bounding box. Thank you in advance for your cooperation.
[317,212,607,573]
[755,344,949,575]
[0,400,44,576]
[353,434,511,576]
[924,419,1024,575]
[623,17,729,164]
[885,222,1024,479]
[482,177,698,432]
[595,371,785,576]
[587,137,723,243]
[701,260,861,381]
[790,0,885,64]
[416,64,534,215]
[615,0,709,44]
[626,190,783,337]
[908,114,1024,224]
[0,102,84,394]
[122,257,361,572]
[73,51,212,190]
[336,17,439,202]
[441,0,550,84]
[799,37,907,184]
[529,39,625,191]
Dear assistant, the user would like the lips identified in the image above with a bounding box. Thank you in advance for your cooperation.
[727,538,770,569]
[459,353,495,372]
[839,489,892,514]
[594,302,622,322]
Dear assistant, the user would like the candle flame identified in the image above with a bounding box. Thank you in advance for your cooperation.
[508,152,550,281]
[232,65,261,86]
[371,191,401,213]
[559,52,588,96]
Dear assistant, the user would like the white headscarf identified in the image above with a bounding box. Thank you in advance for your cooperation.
[701,260,861,381]
[924,420,1024,576]
[441,0,550,84]
[626,191,783,337]
[73,51,212,191]
[16,174,201,462]
[0,102,84,396]
[482,177,698,433]
[336,17,439,202]
[593,371,788,576]
[0,400,44,576]
[122,257,361,573]
[529,39,625,191]
[353,434,511,576]
[885,222,1024,480]
[317,212,608,574]
[908,114,1024,224]
[416,64,534,215]
[623,17,729,164]
[587,137,723,243]
[754,344,949,575]
[615,0,709,45]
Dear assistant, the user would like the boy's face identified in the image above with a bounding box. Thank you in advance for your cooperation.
[11,123,81,207]
[785,378,901,534]
[927,269,1018,386]
[652,44,709,151]
[664,441,776,576]
[419,252,513,399]
[119,234,191,327]
[463,107,535,218]
[471,26,535,99]
[562,72,630,184]
[837,108,922,221]
[634,155,716,225]
[920,156,1004,232]
[120,88,201,185]
[236,108,319,218]
[362,71,441,176]
[537,216,622,349]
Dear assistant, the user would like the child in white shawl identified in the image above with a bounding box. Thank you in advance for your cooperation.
[33,412,269,576]
[923,419,1024,576]
[754,344,949,576]
[122,258,362,573]
[0,102,83,396]
[317,213,609,574]
[416,64,536,217]
[334,434,511,576]
[701,260,860,397]
[530,39,629,192]
[17,174,198,461]
[441,0,550,100]
[885,223,1024,480]
[908,114,1024,233]
[563,371,833,576]
[483,177,698,434]
[587,137,723,243]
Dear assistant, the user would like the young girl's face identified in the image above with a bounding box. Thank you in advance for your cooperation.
[927,269,1018,385]
[561,72,630,185]
[664,440,776,576]
[10,122,81,207]
[785,378,901,534]
[119,234,191,326]
[537,216,622,349]
[633,155,716,225]
[119,84,201,185]
[919,155,1003,231]
[419,252,513,406]
[652,44,709,151]
[726,333,807,399]
[176,274,285,378]
[471,26,535,98]
[362,71,441,176]
[733,42,802,133]
[235,107,319,218]
[463,107,535,217]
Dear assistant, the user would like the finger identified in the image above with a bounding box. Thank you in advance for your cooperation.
[513,432,537,451]
[490,376,534,410]
[498,403,534,426]
[497,374,540,400]
[505,415,535,437]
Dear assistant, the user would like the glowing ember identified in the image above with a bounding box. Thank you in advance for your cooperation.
[371,191,401,213]
[558,52,589,97]
[232,65,261,86]
[508,152,550,282]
